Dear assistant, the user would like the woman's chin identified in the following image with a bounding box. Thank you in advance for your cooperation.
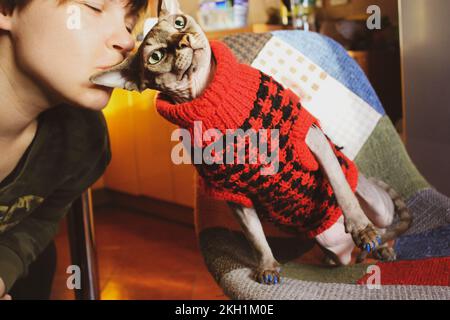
[74,85,115,111]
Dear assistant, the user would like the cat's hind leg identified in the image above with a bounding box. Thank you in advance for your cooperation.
[316,173,396,265]
[354,175,411,262]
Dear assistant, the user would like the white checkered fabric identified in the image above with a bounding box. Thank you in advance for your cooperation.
[251,37,381,160]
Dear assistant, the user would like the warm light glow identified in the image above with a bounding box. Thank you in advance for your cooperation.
[101,275,196,300]
[102,89,158,118]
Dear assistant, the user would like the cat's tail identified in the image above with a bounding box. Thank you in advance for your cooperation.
[367,177,413,243]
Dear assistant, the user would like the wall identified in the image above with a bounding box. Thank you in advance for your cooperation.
[399,0,450,196]
[177,0,399,25]
[178,0,199,17]
[178,0,279,25]
[319,0,398,24]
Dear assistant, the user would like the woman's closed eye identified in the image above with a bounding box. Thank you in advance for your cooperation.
[81,1,104,13]
[81,1,134,33]
[125,22,135,33]
[125,18,137,34]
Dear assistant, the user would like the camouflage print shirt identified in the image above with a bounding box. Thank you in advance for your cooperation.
[0,104,111,292]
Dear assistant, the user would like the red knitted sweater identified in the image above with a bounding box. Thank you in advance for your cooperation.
[157,41,359,237]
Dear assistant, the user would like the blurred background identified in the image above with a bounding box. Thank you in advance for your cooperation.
[52,0,450,300]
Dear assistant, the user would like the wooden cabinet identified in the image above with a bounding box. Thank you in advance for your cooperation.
[102,89,196,208]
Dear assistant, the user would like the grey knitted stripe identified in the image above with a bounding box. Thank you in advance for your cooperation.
[403,188,450,235]
[222,33,273,65]
[221,268,450,300]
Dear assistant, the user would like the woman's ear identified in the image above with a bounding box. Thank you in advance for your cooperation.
[0,5,13,31]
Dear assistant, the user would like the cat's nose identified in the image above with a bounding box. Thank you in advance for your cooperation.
[178,34,191,49]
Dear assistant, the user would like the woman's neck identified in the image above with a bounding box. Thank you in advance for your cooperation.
[0,33,53,140]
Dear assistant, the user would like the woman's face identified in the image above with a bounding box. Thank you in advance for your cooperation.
[9,0,139,110]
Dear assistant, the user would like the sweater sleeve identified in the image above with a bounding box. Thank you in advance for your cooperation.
[0,197,73,293]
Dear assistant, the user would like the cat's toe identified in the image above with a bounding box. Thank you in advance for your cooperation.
[256,265,282,285]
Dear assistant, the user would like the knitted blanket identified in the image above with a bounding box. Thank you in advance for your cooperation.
[194,31,450,299]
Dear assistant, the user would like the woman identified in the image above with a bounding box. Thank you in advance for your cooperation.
[0,0,148,299]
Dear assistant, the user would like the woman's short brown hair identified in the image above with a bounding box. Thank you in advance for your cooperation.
[0,0,27,13]
[1,0,149,15]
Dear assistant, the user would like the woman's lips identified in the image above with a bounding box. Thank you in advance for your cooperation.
[97,60,123,70]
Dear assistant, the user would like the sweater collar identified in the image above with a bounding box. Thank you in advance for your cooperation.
[156,41,261,131]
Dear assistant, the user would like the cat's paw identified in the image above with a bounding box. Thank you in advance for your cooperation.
[373,246,397,262]
[357,245,397,263]
[255,261,282,285]
[346,220,382,253]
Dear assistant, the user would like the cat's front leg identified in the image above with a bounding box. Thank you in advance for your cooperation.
[227,202,282,285]
[305,126,382,253]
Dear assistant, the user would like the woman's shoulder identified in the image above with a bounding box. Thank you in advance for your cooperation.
[42,104,111,167]
[45,103,107,134]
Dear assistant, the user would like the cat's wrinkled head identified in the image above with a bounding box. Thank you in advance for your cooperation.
[90,0,212,100]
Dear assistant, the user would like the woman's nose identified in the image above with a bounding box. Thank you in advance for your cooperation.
[107,29,135,56]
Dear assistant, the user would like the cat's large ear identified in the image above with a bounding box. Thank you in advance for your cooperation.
[90,53,142,92]
[158,0,182,17]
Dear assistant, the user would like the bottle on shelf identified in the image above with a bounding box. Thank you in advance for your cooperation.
[198,0,249,31]
[281,0,317,31]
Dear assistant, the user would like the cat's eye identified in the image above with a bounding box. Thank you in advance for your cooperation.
[148,50,165,65]
[174,16,186,30]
